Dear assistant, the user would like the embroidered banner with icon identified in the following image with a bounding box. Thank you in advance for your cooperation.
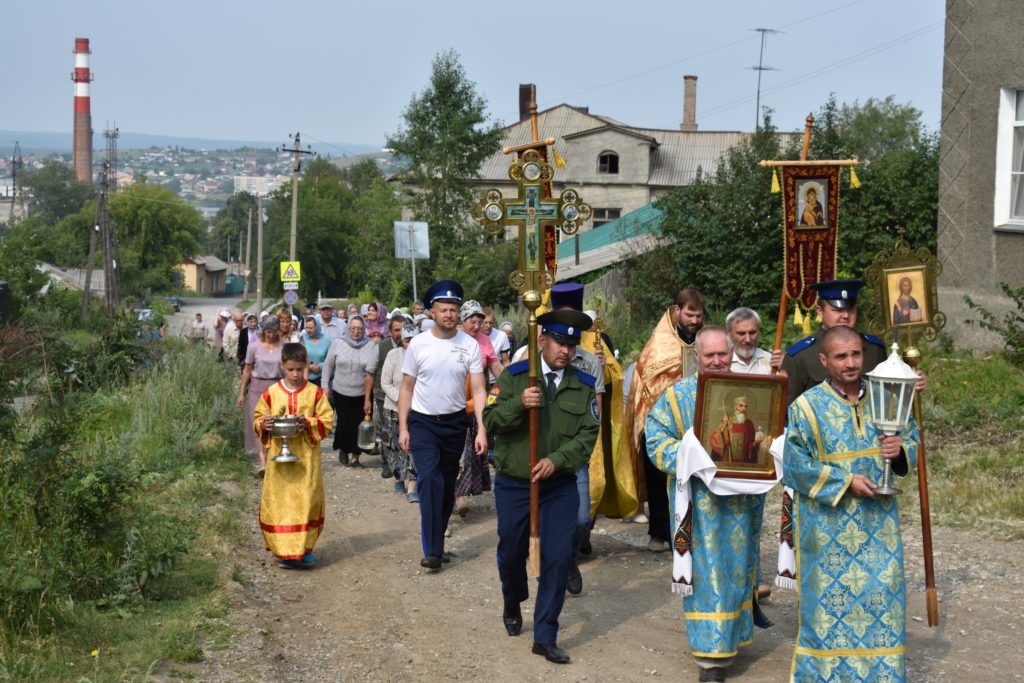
[781,164,841,312]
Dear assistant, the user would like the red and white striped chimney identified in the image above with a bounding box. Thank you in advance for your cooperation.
[72,37,93,183]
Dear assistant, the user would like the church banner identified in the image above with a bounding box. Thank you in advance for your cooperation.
[781,165,841,311]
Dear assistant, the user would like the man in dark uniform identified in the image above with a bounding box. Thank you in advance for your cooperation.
[484,309,600,664]
[780,279,886,406]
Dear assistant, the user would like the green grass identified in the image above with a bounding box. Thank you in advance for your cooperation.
[0,342,255,681]
[906,352,1024,539]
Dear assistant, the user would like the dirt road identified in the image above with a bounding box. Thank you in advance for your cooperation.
[172,451,1024,681]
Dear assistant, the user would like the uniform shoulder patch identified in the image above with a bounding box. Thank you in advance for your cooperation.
[486,384,501,406]
[861,332,884,348]
[574,369,597,388]
[590,397,600,423]
[786,335,816,357]
[507,360,528,375]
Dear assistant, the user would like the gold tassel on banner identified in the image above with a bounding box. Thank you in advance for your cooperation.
[793,304,804,329]
[771,168,780,193]
[815,310,822,324]
[802,314,812,335]
[850,166,861,189]
[553,149,566,169]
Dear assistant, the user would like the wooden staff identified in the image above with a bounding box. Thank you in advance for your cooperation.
[904,344,939,626]
[524,293,542,577]
[771,114,815,372]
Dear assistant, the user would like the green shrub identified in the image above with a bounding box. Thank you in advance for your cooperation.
[965,283,1024,367]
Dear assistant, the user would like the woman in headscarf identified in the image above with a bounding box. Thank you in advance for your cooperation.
[302,316,332,387]
[237,316,284,475]
[452,300,503,517]
[364,302,388,342]
[380,324,419,502]
[323,315,378,467]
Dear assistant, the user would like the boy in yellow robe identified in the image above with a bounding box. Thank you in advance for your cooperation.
[254,342,334,568]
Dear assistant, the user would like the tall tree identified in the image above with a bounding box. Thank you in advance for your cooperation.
[206,191,256,261]
[19,160,95,222]
[386,49,503,269]
[108,182,204,294]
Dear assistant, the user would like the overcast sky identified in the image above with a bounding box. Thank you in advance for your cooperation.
[6,0,944,150]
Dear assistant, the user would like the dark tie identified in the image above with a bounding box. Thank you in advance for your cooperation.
[546,371,558,399]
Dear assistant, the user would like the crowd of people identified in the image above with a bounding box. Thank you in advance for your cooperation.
[217,275,922,681]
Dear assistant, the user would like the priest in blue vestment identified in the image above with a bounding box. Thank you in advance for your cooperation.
[783,325,919,682]
[646,327,769,683]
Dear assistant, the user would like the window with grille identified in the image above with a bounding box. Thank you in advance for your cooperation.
[592,208,621,227]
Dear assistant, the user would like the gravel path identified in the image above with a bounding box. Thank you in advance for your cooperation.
[164,451,1024,681]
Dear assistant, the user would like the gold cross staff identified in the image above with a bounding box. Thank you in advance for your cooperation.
[473,102,591,577]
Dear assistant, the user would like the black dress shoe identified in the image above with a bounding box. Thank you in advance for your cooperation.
[338,451,349,466]
[502,603,522,637]
[532,642,570,664]
[420,556,442,570]
[566,562,583,595]
[698,666,726,682]
[441,552,455,564]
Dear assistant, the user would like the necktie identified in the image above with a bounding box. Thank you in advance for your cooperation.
[546,371,558,399]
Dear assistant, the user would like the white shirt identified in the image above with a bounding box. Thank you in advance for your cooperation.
[540,357,564,391]
[403,329,483,415]
[487,327,511,383]
[730,347,773,375]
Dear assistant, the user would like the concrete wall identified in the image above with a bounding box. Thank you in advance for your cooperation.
[564,129,652,185]
[938,0,1024,348]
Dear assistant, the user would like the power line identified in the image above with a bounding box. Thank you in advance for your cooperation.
[749,28,783,129]
[540,0,868,108]
[696,22,942,123]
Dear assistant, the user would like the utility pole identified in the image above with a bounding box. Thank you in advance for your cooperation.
[256,194,264,314]
[7,142,24,227]
[749,28,782,129]
[80,195,101,322]
[244,205,253,296]
[281,132,314,261]
[102,126,121,314]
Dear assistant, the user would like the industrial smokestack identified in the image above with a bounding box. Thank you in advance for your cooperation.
[72,37,93,183]
[681,74,698,132]
[519,83,535,122]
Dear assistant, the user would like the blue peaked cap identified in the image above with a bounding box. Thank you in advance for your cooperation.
[811,279,867,309]
[537,309,592,344]
[550,282,584,312]
[424,279,464,306]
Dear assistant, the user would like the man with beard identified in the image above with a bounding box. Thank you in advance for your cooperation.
[624,288,705,552]
[726,307,782,375]
[709,396,768,464]
[645,327,770,682]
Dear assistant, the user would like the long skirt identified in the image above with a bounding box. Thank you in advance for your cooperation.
[455,419,491,497]
[382,407,416,481]
[245,377,277,455]
[331,391,364,456]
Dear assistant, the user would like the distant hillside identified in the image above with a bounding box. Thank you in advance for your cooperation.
[0,130,381,157]
[332,150,410,177]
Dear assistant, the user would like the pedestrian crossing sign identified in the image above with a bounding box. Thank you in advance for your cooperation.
[280,261,301,282]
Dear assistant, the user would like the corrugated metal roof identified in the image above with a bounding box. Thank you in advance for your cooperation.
[638,130,751,186]
[478,105,616,182]
[477,105,766,188]
[556,202,664,259]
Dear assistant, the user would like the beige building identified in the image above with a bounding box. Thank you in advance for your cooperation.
[177,255,229,295]
[474,79,757,236]
[233,175,290,196]
[938,0,1024,348]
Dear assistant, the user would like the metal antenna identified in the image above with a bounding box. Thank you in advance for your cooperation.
[749,28,782,128]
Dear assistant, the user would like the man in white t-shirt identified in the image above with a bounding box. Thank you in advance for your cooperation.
[399,279,488,570]
[725,307,783,375]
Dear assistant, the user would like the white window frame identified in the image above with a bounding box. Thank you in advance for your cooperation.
[993,88,1024,232]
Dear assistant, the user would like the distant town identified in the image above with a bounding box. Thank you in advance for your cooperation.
[0,142,405,220]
